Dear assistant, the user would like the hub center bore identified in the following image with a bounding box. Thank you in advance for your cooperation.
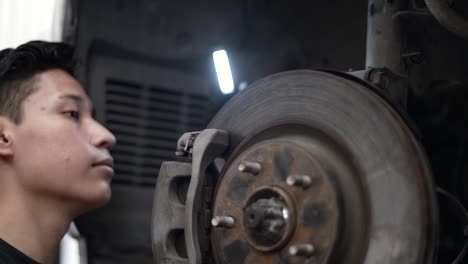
[243,186,295,251]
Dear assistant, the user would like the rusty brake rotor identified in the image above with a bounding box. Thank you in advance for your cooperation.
[207,70,438,264]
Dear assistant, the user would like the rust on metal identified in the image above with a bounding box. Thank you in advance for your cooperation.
[211,141,340,264]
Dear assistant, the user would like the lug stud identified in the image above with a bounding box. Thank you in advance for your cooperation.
[211,216,235,228]
[288,243,315,257]
[238,161,262,175]
[286,175,312,189]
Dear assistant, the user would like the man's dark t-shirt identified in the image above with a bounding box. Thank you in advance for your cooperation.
[0,239,39,264]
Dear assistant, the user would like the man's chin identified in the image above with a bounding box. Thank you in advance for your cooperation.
[75,188,112,213]
[91,188,112,208]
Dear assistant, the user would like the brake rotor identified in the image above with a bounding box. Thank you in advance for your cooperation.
[207,70,437,264]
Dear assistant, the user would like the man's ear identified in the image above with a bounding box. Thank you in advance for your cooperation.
[0,117,14,157]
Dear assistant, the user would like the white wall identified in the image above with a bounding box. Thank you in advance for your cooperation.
[0,0,65,49]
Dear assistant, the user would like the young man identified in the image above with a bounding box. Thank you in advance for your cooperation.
[0,41,116,264]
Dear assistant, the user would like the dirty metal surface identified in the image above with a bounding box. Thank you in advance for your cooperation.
[211,141,339,264]
[208,70,438,264]
[152,161,191,264]
[184,129,229,264]
[152,129,228,264]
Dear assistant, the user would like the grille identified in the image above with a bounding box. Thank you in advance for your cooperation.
[105,78,214,187]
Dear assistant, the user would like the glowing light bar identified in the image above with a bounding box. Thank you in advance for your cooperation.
[213,49,234,94]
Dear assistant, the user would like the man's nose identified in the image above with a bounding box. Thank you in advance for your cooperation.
[91,121,116,149]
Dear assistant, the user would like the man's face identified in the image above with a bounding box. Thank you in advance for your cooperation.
[10,69,116,211]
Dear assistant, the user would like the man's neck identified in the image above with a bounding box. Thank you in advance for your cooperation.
[0,186,74,264]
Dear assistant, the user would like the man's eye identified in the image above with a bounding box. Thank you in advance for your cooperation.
[65,111,81,120]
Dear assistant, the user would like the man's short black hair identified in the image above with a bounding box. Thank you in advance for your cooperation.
[0,41,75,123]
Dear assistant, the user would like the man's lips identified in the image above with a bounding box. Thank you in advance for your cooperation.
[93,158,114,168]
[93,158,114,177]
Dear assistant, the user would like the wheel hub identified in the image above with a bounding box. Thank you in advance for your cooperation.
[211,139,340,263]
